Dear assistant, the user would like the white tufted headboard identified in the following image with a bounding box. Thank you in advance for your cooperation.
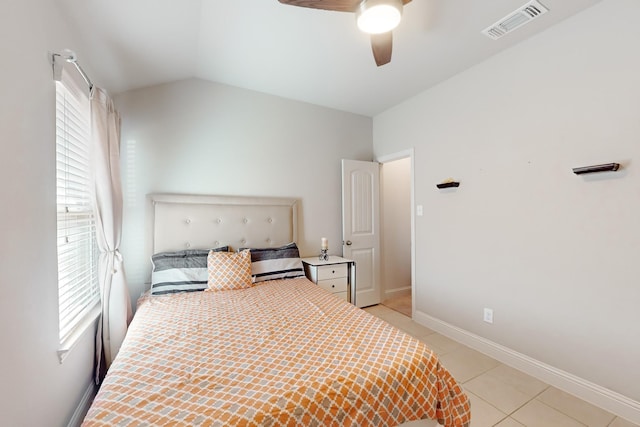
[147,194,299,257]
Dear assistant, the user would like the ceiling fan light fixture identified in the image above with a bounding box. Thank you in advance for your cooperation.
[356,0,403,34]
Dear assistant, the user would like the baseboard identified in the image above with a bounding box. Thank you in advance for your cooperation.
[383,286,411,299]
[67,381,97,427]
[414,310,640,425]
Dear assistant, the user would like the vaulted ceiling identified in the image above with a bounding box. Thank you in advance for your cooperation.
[55,0,600,116]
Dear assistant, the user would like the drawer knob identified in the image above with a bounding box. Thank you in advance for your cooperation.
[332,270,335,274]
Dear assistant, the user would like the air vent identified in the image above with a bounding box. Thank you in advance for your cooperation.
[482,0,549,40]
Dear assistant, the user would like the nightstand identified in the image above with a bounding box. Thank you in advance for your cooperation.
[301,256,356,305]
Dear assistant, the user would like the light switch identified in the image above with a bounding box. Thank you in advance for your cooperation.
[416,205,423,216]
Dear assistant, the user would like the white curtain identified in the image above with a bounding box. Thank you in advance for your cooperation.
[91,87,132,383]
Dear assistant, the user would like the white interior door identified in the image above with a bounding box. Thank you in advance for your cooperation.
[341,159,380,308]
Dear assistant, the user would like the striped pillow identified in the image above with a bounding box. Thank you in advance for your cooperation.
[150,247,229,295]
[244,242,305,283]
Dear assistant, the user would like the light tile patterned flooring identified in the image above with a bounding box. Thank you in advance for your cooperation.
[363,304,639,427]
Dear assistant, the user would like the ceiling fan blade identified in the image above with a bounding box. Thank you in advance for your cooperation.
[280,0,411,66]
[371,32,392,66]
[278,0,360,12]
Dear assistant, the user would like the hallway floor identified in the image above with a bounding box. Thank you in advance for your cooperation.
[381,290,412,317]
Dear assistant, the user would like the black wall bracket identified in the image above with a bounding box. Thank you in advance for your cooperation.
[436,181,460,189]
[572,163,620,175]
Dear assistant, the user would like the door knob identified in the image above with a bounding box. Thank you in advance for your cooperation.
[345,240,352,246]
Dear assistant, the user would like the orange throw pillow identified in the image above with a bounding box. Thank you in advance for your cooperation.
[207,249,252,291]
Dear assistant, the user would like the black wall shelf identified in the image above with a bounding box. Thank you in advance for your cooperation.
[436,181,460,189]
[572,163,620,175]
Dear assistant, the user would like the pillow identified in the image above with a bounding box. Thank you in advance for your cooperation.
[150,246,229,295]
[207,249,253,291]
[242,242,305,283]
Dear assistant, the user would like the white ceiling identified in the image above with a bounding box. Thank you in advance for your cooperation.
[55,0,601,116]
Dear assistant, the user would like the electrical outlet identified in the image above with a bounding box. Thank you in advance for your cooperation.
[483,308,494,324]
[416,205,423,216]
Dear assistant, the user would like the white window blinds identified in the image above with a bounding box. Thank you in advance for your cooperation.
[55,72,100,344]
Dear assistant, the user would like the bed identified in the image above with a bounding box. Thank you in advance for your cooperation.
[82,194,470,426]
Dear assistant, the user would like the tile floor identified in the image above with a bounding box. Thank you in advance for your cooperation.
[363,304,639,427]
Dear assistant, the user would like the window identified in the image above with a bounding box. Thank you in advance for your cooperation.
[55,70,100,347]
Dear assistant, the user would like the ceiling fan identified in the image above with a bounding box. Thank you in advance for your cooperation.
[278,0,412,66]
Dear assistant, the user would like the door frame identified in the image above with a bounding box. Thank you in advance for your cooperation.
[376,148,415,317]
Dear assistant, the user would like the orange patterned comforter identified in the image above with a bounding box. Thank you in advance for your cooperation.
[83,278,470,426]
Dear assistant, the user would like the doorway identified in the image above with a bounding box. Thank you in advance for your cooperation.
[378,151,413,317]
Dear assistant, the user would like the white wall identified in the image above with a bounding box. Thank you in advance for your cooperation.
[374,0,640,406]
[114,79,373,303]
[381,158,412,297]
[0,1,98,426]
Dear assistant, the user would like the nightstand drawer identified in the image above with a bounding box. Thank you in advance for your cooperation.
[317,278,348,293]
[301,256,355,305]
[317,264,347,281]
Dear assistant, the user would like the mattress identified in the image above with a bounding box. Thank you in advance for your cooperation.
[83,277,470,426]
